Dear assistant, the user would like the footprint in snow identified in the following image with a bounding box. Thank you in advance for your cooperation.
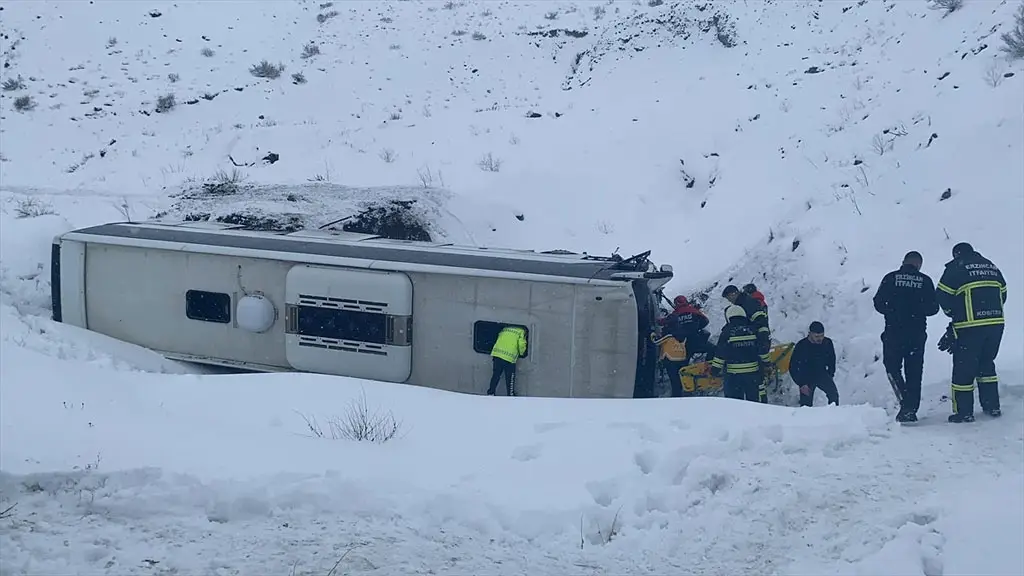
[510,443,542,462]
[607,421,664,443]
[533,422,567,434]
[633,450,658,475]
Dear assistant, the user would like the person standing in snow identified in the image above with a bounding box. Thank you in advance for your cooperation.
[659,295,714,362]
[710,305,772,402]
[872,250,940,423]
[789,321,839,407]
[651,328,689,397]
[722,284,770,349]
[486,325,528,396]
[936,242,1007,423]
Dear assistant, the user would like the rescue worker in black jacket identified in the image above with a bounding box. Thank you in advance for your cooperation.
[661,295,713,362]
[710,305,772,402]
[789,321,839,407]
[936,242,1008,423]
[872,250,940,423]
[722,285,770,344]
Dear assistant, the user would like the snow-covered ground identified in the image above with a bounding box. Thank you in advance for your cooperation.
[1,0,1023,574]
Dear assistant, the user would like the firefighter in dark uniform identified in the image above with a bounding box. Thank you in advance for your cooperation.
[723,285,771,402]
[872,250,940,423]
[723,284,770,340]
[936,242,1008,423]
[710,305,772,402]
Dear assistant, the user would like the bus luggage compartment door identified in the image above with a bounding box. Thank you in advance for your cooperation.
[283,265,413,382]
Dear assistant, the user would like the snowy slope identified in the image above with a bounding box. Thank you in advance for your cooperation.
[2,0,1023,574]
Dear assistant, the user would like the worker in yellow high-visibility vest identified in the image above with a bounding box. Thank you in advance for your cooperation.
[487,325,528,396]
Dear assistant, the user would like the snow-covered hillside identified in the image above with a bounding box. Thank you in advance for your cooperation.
[1,0,1023,574]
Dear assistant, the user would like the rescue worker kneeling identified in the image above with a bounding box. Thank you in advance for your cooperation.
[710,305,772,402]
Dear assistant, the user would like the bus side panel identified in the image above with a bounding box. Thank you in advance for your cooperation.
[57,239,88,327]
[572,284,639,398]
[405,272,575,397]
[83,243,292,368]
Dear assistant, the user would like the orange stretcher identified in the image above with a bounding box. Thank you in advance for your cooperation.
[679,342,795,396]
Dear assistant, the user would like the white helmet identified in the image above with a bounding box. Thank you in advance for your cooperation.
[725,305,746,321]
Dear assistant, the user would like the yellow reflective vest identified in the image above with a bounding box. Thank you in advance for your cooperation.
[491,326,528,363]
[651,332,688,362]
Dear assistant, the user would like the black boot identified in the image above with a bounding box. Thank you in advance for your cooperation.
[984,408,1002,417]
[896,411,918,423]
[948,413,976,423]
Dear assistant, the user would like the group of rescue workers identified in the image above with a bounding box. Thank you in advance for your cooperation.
[648,241,1008,423]
[482,240,1007,424]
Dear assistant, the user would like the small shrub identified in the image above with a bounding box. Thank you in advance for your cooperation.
[2,75,25,91]
[301,43,320,59]
[648,0,664,6]
[202,168,248,196]
[155,93,176,112]
[452,29,467,36]
[14,197,55,218]
[297,391,403,444]
[984,61,1005,87]
[317,10,338,23]
[545,10,559,20]
[379,148,397,163]
[249,60,285,79]
[291,72,307,84]
[200,46,215,57]
[106,36,118,48]
[443,0,457,9]
[471,31,487,40]
[167,72,180,83]
[592,5,606,19]
[389,43,401,50]
[929,0,963,15]
[13,95,35,111]
[1001,3,1024,59]
[477,152,502,172]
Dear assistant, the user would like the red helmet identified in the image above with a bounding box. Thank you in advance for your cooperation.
[673,295,689,308]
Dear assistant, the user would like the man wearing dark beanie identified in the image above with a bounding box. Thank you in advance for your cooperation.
[872,250,939,423]
[789,321,839,407]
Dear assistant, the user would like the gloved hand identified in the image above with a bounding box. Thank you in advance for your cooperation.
[937,323,956,354]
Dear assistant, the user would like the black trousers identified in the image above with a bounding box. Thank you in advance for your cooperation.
[882,329,926,413]
[723,372,762,403]
[951,325,1003,416]
[798,375,840,407]
[487,357,517,396]
[664,360,688,397]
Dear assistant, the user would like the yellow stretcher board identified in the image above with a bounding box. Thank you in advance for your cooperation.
[680,342,795,395]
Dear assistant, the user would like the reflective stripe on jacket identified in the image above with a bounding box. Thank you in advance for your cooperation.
[936,252,1007,330]
[491,326,528,363]
[710,324,769,374]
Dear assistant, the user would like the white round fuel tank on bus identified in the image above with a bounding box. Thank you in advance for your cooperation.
[236,294,277,333]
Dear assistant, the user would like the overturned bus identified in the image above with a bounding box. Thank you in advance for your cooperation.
[50,219,673,398]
